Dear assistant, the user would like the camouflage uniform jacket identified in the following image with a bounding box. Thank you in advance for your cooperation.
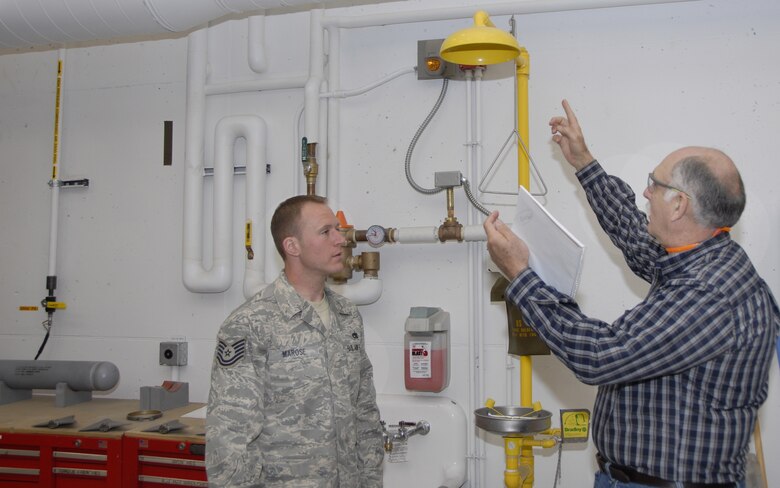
[206,272,384,487]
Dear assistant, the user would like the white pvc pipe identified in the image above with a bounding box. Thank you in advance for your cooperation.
[472,68,487,488]
[319,66,416,99]
[248,15,268,74]
[185,114,268,295]
[318,77,329,198]
[463,69,479,486]
[49,179,60,276]
[184,114,232,292]
[205,75,309,96]
[240,116,270,299]
[329,277,383,305]
[326,25,341,208]
[393,227,439,244]
[304,9,324,144]
[392,225,487,243]
[48,49,66,278]
[182,29,226,292]
[475,69,484,204]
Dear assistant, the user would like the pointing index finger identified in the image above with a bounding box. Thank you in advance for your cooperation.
[561,99,580,129]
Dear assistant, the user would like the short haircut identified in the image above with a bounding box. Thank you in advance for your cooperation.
[670,154,746,228]
[270,195,328,259]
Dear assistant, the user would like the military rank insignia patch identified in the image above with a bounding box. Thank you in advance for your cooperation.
[217,338,246,367]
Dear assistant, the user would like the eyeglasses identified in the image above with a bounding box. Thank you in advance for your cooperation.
[647,173,691,199]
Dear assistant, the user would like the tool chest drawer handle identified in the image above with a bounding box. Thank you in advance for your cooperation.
[52,467,107,477]
[138,475,208,487]
[138,455,205,468]
[53,451,107,462]
[0,467,40,476]
[0,448,40,458]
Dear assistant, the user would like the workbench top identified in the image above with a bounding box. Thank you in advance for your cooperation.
[0,396,205,440]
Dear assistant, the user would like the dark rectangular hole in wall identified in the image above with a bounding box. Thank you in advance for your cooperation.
[163,120,173,166]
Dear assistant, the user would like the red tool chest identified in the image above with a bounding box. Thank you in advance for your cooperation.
[0,396,206,487]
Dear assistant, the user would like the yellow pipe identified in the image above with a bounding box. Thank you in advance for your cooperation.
[519,439,535,488]
[515,46,537,488]
[519,437,557,449]
[504,438,521,488]
[520,356,533,407]
[516,47,530,190]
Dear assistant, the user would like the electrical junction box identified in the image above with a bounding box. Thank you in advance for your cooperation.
[434,171,463,189]
[159,341,188,366]
[417,39,468,81]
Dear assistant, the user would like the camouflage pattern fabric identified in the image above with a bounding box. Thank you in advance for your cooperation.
[206,272,384,487]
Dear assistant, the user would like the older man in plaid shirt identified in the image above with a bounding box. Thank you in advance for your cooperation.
[484,100,779,488]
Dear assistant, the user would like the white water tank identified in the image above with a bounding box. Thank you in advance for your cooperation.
[377,393,467,488]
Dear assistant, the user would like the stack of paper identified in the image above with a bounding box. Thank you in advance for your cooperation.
[511,187,585,298]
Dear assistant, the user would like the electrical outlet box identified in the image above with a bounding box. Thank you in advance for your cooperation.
[159,341,188,366]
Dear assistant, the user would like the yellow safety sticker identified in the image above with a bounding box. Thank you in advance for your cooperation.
[245,220,254,260]
[560,409,590,443]
[245,220,252,247]
[46,302,67,309]
[19,306,39,311]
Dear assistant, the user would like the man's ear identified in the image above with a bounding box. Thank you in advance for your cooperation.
[283,236,301,257]
[671,194,689,222]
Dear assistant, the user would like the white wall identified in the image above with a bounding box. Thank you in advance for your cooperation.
[0,0,777,487]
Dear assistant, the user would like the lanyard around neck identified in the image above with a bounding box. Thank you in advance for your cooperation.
[665,227,731,254]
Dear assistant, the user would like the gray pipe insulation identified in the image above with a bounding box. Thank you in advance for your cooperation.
[0,360,119,392]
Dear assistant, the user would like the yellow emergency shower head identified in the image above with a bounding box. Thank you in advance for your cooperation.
[440,10,520,65]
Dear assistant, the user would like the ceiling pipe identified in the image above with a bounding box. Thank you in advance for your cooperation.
[0,0,353,51]
[321,0,697,29]
[0,0,695,52]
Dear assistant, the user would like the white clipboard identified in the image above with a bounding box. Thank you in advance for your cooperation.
[512,187,585,298]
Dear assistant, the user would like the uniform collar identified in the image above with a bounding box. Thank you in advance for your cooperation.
[274,272,350,323]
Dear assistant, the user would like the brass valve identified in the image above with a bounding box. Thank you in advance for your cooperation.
[301,138,319,196]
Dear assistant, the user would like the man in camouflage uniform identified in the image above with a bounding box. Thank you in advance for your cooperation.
[206,195,384,487]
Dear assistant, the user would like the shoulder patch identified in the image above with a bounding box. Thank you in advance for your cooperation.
[216,338,247,367]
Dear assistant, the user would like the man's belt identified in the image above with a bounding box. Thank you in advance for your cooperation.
[596,453,737,488]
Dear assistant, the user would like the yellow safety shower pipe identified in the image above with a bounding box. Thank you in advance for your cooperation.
[516,46,537,488]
